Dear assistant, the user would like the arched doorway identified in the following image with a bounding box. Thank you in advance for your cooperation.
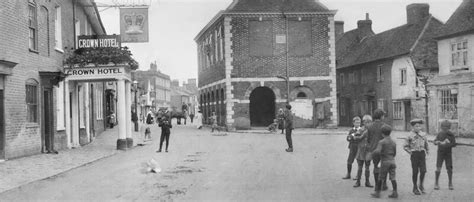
[250,87,275,127]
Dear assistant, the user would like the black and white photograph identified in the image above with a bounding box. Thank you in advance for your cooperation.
[0,0,473,201]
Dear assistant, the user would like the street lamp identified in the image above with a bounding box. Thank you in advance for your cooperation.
[133,80,139,132]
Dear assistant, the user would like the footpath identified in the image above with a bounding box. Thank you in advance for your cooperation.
[1,124,472,194]
[0,125,145,194]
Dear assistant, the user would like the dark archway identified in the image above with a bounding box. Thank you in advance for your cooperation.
[250,87,275,127]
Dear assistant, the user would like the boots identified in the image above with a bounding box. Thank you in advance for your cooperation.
[413,186,421,195]
[419,172,426,194]
[371,179,382,198]
[448,170,454,190]
[388,180,398,198]
[365,171,373,187]
[343,164,352,179]
[354,169,362,187]
[382,180,388,191]
[434,171,440,190]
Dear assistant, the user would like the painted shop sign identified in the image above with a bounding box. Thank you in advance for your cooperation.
[77,35,121,49]
[64,66,131,82]
[66,68,123,76]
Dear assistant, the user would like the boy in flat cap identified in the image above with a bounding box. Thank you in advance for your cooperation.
[404,118,429,195]
[434,120,456,190]
[371,125,398,198]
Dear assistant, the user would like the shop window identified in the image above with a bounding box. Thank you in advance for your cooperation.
[439,89,458,119]
[26,79,39,123]
[393,101,403,120]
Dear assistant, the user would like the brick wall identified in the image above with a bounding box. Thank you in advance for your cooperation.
[0,0,101,159]
[230,15,331,78]
[197,18,226,87]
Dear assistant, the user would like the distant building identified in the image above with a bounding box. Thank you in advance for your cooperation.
[135,61,171,117]
[428,0,474,137]
[336,4,442,130]
[195,0,338,130]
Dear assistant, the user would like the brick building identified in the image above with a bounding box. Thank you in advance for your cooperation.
[428,0,474,137]
[0,0,106,159]
[195,0,338,130]
[135,61,171,119]
[336,4,442,130]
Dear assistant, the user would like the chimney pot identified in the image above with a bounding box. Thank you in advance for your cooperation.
[335,21,344,39]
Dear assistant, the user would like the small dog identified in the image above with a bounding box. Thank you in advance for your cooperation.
[144,127,151,141]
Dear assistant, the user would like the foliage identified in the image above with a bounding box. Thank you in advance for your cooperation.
[64,47,138,69]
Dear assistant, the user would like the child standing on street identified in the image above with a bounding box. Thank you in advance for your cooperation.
[210,112,219,132]
[343,116,362,180]
[371,125,398,198]
[404,119,429,195]
[157,117,172,153]
[353,115,374,188]
[434,120,456,190]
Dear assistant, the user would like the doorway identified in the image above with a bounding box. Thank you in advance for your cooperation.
[0,89,4,159]
[42,88,54,152]
[404,101,412,131]
[249,87,275,127]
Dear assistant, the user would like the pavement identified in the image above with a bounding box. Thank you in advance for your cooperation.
[0,123,146,194]
[0,120,473,199]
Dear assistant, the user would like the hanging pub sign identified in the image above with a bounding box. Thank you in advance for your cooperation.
[120,7,149,43]
[77,35,121,49]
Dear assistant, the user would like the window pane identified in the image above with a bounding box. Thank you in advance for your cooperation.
[463,41,468,49]
[463,51,468,66]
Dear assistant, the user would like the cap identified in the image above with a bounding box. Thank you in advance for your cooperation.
[410,118,423,126]
[441,120,452,128]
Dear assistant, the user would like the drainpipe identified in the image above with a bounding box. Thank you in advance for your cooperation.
[285,14,290,104]
[73,0,76,48]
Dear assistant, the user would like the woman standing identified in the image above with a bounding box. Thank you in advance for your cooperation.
[353,115,374,188]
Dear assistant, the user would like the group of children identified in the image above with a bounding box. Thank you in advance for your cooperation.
[343,109,456,199]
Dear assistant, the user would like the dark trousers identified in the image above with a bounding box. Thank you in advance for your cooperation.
[285,128,293,149]
[159,132,170,150]
[347,144,358,164]
[411,151,427,186]
[436,151,453,171]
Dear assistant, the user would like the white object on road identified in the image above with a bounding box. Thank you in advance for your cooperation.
[141,158,162,173]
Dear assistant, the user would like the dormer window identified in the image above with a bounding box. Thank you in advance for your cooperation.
[450,40,468,71]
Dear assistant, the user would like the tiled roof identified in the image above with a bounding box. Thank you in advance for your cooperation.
[336,28,375,68]
[427,72,474,86]
[337,18,431,69]
[226,0,330,13]
[436,0,474,39]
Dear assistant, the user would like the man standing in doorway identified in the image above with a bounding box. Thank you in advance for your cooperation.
[284,104,294,152]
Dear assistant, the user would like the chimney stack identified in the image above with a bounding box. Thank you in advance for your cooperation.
[406,4,429,25]
[357,13,372,34]
[335,21,344,40]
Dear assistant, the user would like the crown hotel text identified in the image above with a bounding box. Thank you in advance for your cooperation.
[78,38,120,48]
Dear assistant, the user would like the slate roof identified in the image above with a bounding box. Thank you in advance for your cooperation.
[337,17,433,69]
[436,0,474,39]
[427,72,474,86]
[226,0,330,13]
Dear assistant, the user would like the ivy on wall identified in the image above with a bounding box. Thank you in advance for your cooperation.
[64,47,138,69]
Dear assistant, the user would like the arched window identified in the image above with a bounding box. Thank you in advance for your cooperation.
[297,92,307,98]
[26,78,39,122]
[28,0,38,51]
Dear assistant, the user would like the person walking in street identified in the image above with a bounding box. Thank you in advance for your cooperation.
[157,116,172,153]
[210,111,219,132]
[371,125,398,199]
[343,116,362,180]
[284,104,294,152]
[189,113,195,123]
[277,108,285,134]
[366,109,388,191]
[146,110,153,125]
[195,110,203,129]
[353,115,374,188]
[404,118,429,195]
[434,120,456,190]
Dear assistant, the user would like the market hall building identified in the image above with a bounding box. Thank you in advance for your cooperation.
[195,0,338,130]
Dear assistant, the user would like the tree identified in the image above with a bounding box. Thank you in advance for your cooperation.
[416,72,436,133]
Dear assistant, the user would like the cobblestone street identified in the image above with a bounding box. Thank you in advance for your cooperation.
[0,123,473,201]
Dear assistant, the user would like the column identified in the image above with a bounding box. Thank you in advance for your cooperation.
[84,82,91,143]
[65,80,71,148]
[116,79,127,150]
[71,82,80,147]
[125,80,133,148]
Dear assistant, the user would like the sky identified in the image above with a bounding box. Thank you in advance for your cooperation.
[95,0,462,84]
